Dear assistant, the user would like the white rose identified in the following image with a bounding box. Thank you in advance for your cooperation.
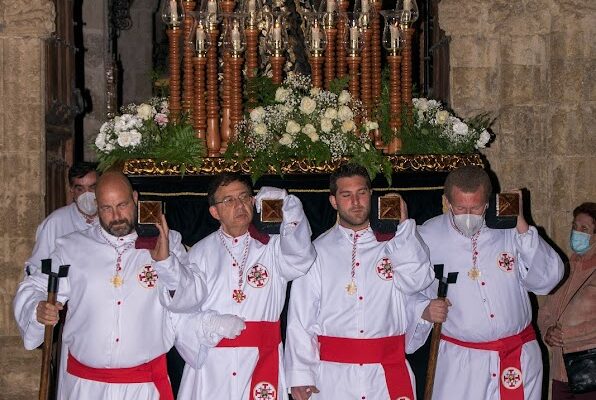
[117,131,132,147]
[275,87,290,102]
[254,123,268,136]
[310,87,321,97]
[286,120,301,134]
[324,108,338,120]
[338,105,354,122]
[476,129,491,148]
[320,117,333,133]
[364,120,379,131]
[302,123,316,136]
[279,133,293,146]
[416,98,429,111]
[338,90,351,105]
[452,120,469,136]
[128,129,142,147]
[104,142,115,151]
[307,131,319,142]
[299,96,317,115]
[99,122,111,135]
[427,99,440,109]
[250,107,265,122]
[436,110,450,125]
[136,103,155,120]
[341,120,356,133]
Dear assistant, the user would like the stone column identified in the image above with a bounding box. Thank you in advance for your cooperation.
[0,1,55,398]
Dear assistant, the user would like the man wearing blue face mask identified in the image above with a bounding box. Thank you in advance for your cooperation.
[414,165,564,400]
[539,202,596,399]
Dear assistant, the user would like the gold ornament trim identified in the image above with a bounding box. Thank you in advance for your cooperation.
[122,154,484,176]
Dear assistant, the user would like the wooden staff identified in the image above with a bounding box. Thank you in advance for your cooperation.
[424,264,458,400]
[39,259,70,400]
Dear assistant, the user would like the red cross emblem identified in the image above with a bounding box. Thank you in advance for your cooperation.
[497,252,515,273]
[501,367,522,389]
[138,265,158,288]
[376,257,393,280]
[252,381,276,400]
[247,264,270,288]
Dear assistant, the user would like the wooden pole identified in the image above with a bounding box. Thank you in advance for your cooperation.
[206,27,220,156]
[182,1,196,121]
[401,27,415,122]
[193,55,207,141]
[323,26,337,90]
[167,27,182,123]
[310,53,324,89]
[386,54,402,154]
[336,0,349,79]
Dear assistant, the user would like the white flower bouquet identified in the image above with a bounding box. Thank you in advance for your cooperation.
[226,73,392,182]
[399,97,492,154]
[94,97,204,172]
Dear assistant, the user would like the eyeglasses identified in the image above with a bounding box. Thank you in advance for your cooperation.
[213,193,253,208]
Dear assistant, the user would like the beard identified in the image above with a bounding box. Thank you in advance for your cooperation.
[100,209,136,237]
[337,204,370,229]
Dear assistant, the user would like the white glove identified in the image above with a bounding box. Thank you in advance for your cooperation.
[202,313,246,343]
[255,186,288,213]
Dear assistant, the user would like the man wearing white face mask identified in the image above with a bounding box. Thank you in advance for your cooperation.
[24,162,99,276]
[415,165,564,400]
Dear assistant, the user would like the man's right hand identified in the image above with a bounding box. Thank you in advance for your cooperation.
[36,301,63,326]
[422,298,451,323]
[545,323,564,347]
[291,386,320,400]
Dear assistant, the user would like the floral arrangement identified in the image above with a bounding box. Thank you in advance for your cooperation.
[398,98,492,154]
[94,97,205,172]
[225,73,392,182]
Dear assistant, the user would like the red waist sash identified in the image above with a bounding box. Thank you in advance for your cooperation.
[66,352,173,400]
[441,324,536,400]
[216,320,281,400]
[318,335,415,400]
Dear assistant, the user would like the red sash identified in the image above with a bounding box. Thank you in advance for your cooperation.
[66,352,174,400]
[216,320,281,400]
[441,325,536,400]
[318,335,415,400]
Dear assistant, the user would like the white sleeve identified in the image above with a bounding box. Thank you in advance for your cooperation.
[276,195,316,281]
[404,291,434,353]
[284,260,321,388]
[385,219,434,295]
[514,226,564,295]
[174,310,221,370]
[24,220,56,276]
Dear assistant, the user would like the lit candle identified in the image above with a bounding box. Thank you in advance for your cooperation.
[196,25,206,52]
[327,0,335,13]
[404,0,412,11]
[390,24,399,49]
[208,0,217,15]
[231,23,241,50]
[248,0,256,13]
[273,25,282,42]
[362,0,369,13]
[350,25,358,49]
[312,26,321,50]
[170,0,178,24]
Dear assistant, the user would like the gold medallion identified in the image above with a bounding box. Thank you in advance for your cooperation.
[346,281,357,295]
[468,266,481,280]
[111,275,123,288]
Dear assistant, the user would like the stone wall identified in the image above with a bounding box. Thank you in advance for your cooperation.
[439,0,596,252]
[0,1,55,398]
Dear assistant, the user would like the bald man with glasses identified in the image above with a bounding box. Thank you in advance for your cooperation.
[174,172,316,400]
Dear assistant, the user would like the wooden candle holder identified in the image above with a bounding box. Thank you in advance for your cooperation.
[192,56,207,140]
[336,1,349,79]
[310,53,324,89]
[206,28,220,157]
[401,27,414,122]
[245,27,259,79]
[167,27,182,123]
[323,27,337,90]
[386,54,402,154]
[360,27,372,119]
[230,55,244,141]
[347,55,360,126]
[370,1,382,106]
[182,1,196,121]
[220,51,232,154]
[271,54,285,85]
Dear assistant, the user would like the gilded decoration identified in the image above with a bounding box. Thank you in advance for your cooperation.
[122,154,484,177]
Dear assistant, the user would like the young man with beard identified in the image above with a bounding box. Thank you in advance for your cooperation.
[285,163,441,400]
[416,165,564,400]
[24,162,99,276]
[13,171,215,400]
[174,173,316,400]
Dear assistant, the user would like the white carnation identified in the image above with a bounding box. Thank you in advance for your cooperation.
[338,90,351,105]
[286,120,301,134]
[341,120,356,133]
[476,129,491,148]
[104,142,115,151]
[117,131,133,147]
[338,105,354,122]
[414,98,429,111]
[320,117,333,133]
[299,96,317,115]
[99,122,111,135]
[254,123,267,136]
[279,133,293,146]
[128,129,142,146]
[324,108,338,120]
[275,87,290,102]
[452,120,469,136]
[310,87,321,96]
[136,103,155,121]
[250,107,265,122]
[95,133,107,150]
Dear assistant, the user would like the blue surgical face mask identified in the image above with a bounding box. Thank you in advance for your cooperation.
[570,230,592,255]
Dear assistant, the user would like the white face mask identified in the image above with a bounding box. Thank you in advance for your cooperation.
[76,191,97,216]
[452,212,484,238]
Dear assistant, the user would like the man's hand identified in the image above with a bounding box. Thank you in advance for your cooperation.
[545,323,564,347]
[422,298,452,323]
[399,196,408,224]
[511,189,529,234]
[291,386,320,400]
[150,214,170,261]
[254,187,288,213]
[36,301,64,326]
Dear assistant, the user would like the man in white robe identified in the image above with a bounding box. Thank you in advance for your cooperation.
[175,173,317,400]
[417,165,564,400]
[25,162,99,276]
[284,163,439,400]
[13,171,209,400]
